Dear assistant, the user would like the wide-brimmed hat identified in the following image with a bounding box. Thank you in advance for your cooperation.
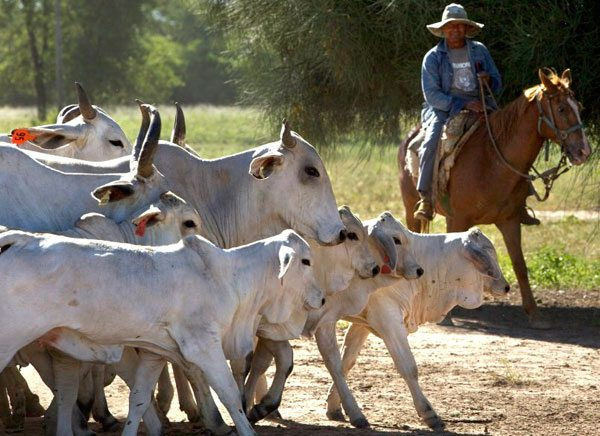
[427,3,483,38]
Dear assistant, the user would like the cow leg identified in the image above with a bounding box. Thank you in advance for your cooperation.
[367,306,444,430]
[91,364,119,431]
[12,368,45,417]
[243,341,273,410]
[184,366,229,435]
[496,219,549,328]
[181,339,256,436]
[51,352,81,436]
[246,338,283,422]
[325,322,370,421]
[112,347,164,435]
[172,364,200,422]
[316,323,369,428]
[155,364,174,418]
[0,367,26,433]
[122,350,166,436]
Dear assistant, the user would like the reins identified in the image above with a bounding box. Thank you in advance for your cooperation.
[477,77,576,202]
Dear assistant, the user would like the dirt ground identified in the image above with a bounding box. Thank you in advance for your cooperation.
[11,288,600,436]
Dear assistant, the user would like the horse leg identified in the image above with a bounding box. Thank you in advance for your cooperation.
[496,219,550,329]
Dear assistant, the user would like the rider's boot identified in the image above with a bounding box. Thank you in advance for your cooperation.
[414,192,434,221]
[520,204,540,226]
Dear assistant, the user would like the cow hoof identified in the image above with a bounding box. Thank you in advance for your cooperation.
[326,409,345,422]
[265,409,282,420]
[101,416,120,432]
[424,415,445,431]
[350,416,370,428]
[25,395,45,417]
[528,311,552,329]
[437,313,455,326]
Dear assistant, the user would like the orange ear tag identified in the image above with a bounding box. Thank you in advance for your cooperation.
[10,129,38,145]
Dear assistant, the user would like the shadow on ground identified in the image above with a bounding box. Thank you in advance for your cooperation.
[450,302,600,349]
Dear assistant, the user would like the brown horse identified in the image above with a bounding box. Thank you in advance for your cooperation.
[398,69,591,328]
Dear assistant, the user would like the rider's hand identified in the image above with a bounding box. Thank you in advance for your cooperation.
[465,100,484,113]
[477,71,491,87]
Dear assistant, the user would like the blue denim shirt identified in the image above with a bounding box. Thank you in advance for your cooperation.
[421,38,502,124]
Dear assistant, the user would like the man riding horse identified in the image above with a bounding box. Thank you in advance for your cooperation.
[415,3,539,226]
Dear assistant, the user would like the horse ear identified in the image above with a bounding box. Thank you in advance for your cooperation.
[561,69,572,88]
[538,68,557,91]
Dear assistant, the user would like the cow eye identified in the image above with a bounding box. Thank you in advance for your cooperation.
[183,220,197,228]
[393,237,401,245]
[304,166,320,177]
[347,232,358,241]
[301,259,311,266]
[109,140,124,148]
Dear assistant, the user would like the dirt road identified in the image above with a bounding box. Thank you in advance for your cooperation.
[12,289,600,435]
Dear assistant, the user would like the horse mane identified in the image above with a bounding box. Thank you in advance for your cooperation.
[487,91,535,145]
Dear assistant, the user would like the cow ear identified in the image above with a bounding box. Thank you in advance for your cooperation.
[91,181,135,205]
[461,228,500,279]
[249,150,284,180]
[12,125,83,149]
[278,245,295,286]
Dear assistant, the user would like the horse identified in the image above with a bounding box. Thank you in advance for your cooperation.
[398,68,591,329]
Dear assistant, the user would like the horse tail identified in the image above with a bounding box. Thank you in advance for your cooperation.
[397,122,421,170]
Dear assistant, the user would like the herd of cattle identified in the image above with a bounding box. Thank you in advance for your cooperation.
[0,84,511,436]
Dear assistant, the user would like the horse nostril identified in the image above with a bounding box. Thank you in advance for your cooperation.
[372,265,380,276]
[417,267,424,277]
[321,298,326,306]
[338,229,347,243]
[505,284,510,293]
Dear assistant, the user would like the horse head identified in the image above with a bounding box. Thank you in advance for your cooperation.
[534,68,591,165]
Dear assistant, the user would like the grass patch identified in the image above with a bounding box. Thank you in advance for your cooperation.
[490,359,531,387]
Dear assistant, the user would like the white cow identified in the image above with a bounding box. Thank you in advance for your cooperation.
[324,226,510,430]
[0,191,203,434]
[0,104,167,233]
[0,228,324,436]
[242,211,425,425]
[0,83,132,160]
[24,121,347,247]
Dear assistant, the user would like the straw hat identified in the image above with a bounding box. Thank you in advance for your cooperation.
[427,3,483,38]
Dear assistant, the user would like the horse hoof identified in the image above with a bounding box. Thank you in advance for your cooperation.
[350,416,370,428]
[326,409,345,422]
[528,311,552,329]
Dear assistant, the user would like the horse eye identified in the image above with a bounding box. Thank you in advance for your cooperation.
[109,140,124,148]
[347,232,358,241]
[393,237,401,245]
[557,105,565,113]
[183,220,197,228]
[302,259,311,266]
[304,166,320,177]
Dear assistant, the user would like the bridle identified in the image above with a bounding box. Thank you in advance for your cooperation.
[479,79,583,201]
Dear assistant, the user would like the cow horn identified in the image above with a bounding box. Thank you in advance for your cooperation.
[136,105,161,179]
[75,82,97,120]
[369,226,398,272]
[281,119,296,148]
[133,99,150,162]
[170,102,186,147]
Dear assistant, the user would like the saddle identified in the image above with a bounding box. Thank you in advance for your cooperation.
[406,110,481,204]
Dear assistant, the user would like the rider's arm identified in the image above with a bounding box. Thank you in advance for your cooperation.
[472,42,502,94]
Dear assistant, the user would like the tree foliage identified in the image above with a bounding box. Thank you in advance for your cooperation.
[201,0,600,143]
[0,0,235,118]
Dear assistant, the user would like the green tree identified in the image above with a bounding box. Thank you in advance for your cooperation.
[201,0,600,144]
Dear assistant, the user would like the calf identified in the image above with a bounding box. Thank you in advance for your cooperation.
[325,226,510,430]
[0,229,324,436]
